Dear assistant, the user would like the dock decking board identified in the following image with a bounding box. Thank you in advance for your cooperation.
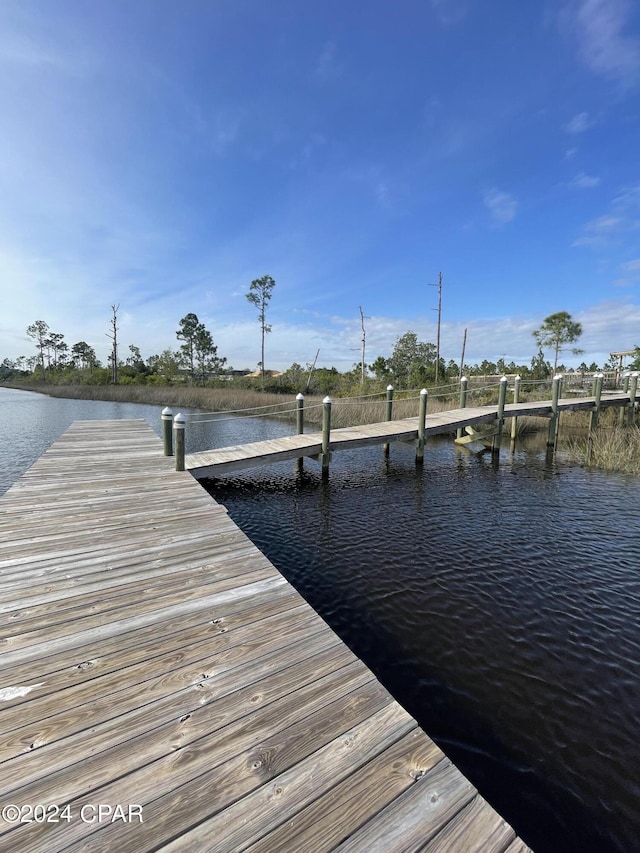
[0,419,531,851]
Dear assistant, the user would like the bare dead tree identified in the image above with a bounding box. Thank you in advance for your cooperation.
[106,304,120,384]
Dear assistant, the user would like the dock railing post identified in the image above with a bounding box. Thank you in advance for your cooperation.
[321,396,332,478]
[587,374,603,462]
[628,372,639,427]
[492,376,508,455]
[416,388,428,464]
[589,373,603,434]
[510,375,521,444]
[456,377,468,440]
[296,393,305,435]
[383,384,394,458]
[162,407,174,456]
[619,372,630,426]
[296,393,305,473]
[174,413,186,471]
[547,374,563,449]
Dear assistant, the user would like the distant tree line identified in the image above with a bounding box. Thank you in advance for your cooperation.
[2,308,631,395]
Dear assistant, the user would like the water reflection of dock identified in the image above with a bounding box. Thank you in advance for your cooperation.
[0,419,532,851]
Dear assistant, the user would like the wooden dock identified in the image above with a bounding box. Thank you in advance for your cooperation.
[185,393,625,478]
[0,419,532,852]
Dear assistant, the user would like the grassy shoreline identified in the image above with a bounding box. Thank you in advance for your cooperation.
[5,381,638,473]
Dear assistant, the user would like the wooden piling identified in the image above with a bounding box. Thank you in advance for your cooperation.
[416,388,428,464]
[619,373,630,426]
[174,412,186,472]
[161,407,173,456]
[491,376,508,455]
[296,393,305,434]
[589,373,603,434]
[456,377,468,440]
[296,393,305,473]
[510,375,521,444]
[321,396,332,478]
[383,385,394,458]
[628,373,638,427]
[547,375,562,449]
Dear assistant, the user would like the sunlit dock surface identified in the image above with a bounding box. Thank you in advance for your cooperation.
[0,419,532,851]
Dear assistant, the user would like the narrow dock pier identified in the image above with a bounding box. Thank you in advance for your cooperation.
[0,420,532,851]
[185,391,627,478]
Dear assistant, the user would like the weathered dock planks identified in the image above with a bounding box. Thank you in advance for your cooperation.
[0,419,532,851]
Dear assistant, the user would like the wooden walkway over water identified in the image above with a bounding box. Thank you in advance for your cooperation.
[0,419,532,852]
[185,393,626,478]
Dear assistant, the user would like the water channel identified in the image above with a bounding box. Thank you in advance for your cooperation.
[2,386,639,852]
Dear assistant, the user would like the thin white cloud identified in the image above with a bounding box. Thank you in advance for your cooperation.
[483,188,517,225]
[621,258,640,274]
[564,147,578,159]
[573,214,624,247]
[570,172,601,188]
[573,183,640,247]
[316,40,340,81]
[430,0,470,26]
[560,0,640,86]
[564,111,596,134]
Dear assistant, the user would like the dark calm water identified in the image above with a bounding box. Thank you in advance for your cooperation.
[2,386,640,852]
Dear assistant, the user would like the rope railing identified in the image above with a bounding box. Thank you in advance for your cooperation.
[162,372,638,473]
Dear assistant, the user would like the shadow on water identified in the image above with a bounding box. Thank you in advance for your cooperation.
[205,437,640,853]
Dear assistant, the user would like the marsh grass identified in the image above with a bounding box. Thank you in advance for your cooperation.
[568,426,640,475]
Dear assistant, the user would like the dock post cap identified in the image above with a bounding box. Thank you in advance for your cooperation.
[420,387,428,395]
[554,373,563,380]
[500,375,508,382]
[514,374,521,380]
[296,392,304,400]
[323,395,332,404]
[387,384,394,391]
[161,406,173,417]
[174,412,186,427]
[460,376,468,383]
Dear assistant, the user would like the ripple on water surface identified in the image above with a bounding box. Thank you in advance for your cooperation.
[207,440,640,853]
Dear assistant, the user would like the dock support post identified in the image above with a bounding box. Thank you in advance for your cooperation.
[547,374,563,449]
[510,375,521,445]
[492,376,508,455]
[619,373,630,426]
[587,374,603,463]
[296,393,305,434]
[174,413,186,471]
[383,385,394,458]
[628,372,638,427]
[416,388,428,464]
[589,373,603,434]
[456,377,468,440]
[296,393,304,473]
[321,396,332,478]
[162,407,174,456]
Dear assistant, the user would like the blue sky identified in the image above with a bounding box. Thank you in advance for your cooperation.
[2,0,640,372]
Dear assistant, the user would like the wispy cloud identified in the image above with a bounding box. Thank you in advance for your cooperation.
[560,0,640,86]
[570,171,601,188]
[483,188,517,225]
[429,0,470,26]
[316,40,340,81]
[573,214,624,247]
[573,183,640,246]
[614,258,640,287]
[564,111,596,134]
